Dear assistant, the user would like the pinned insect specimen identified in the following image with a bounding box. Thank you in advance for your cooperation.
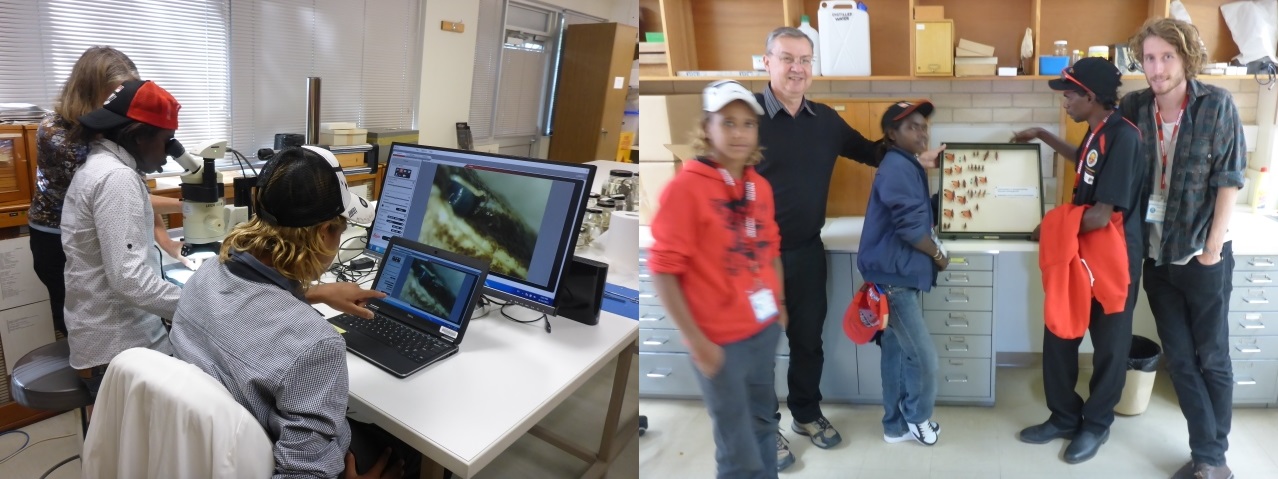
[978,176,988,185]
[943,222,950,229]
[962,223,967,230]
[951,180,960,188]
[995,151,999,161]
[944,167,952,175]
[962,179,967,188]
[960,210,973,219]
[954,165,963,174]
[943,209,954,218]
[943,189,955,200]
[957,196,967,205]
[983,151,990,161]
[944,153,955,163]
[975,204,980,212]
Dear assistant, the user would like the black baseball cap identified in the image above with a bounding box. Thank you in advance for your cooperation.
[1048,57,1121,98]
[80,80,181,131]
[254,146,373,228]
[880,100,934,132]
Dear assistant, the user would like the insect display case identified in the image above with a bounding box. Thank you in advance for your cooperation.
[937,143,1044,240]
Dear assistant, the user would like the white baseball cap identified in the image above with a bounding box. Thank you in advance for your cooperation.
[703,80,765,115]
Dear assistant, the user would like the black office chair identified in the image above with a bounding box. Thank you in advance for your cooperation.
[9,338,95,435]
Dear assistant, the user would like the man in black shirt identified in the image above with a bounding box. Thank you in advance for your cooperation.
[1011,57,1147,464]
[755,26,945,470]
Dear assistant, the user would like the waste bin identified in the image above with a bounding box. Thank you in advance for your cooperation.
[1115,335,1162,415]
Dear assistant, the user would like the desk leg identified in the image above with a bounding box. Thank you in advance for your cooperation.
[419,457,448,479]
[582,341,638,479]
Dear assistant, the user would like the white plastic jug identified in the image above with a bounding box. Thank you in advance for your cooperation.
[818,1,872,76]
[797,15,821,77]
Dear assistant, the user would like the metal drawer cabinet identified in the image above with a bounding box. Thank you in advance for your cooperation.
[639,352,701,398]
[1235,255,1278,272]
[1229,336,1278,360]
[638,304,673,329]
[1228,311,1278,337]
[936,357,993,399]
[923,310,993,336]
[935,271,994,287]
[1232,360,1278,405]
[943,254,994,271]
[1230,287,1278,312]
[639,328,687,354]
[923,286,994,312]
[1233,270,1275,287]
[931,334,993,359]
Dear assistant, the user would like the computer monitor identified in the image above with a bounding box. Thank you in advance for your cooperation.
[366,143,596,315]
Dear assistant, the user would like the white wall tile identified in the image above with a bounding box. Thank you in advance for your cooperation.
[911,81,953,93]
[952,80,992,93]
[992,81,1034,93]
[952,108,993,122]
[972,93,1012,108]
[829,81,872,93]
[870,81,915,93]
[930,93,972,108]
[1012,93,1053,108]
[990,108,1035,122]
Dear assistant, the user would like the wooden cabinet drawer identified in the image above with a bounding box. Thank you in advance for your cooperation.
[639,352,701,398]
[941,254,993,271]
[1235,255,1278,272]
[1233,271,1276,287]
[923,286,993,312]
[936,270,993,287]
[914,20,954,76]
[923,310,993,335]
[1232,360,1278,404]
[1229,311,1278,337]
[639,328,686,353]
[0,205,28,229]
[937,357,992,398]
[932,334,992,359]
[1229,287,1278,312]
[1230,336,1278,360]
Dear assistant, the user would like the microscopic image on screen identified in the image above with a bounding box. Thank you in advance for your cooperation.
[419,165,549,280]
[401,258,466,321]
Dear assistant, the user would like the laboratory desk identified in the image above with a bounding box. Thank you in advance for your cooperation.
[638,211,1278,408]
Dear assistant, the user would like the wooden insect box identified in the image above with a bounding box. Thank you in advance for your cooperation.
[937,143,1044,240]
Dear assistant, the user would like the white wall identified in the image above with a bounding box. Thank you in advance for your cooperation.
[416,1,481,148]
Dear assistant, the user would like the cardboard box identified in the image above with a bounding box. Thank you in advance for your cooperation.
[638,53,667,65]
[955,57,998,77]
[956,39,995,57]
[638,42,666,53]
[914,6,945,20]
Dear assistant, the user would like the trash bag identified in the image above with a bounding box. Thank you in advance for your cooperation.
[1128,335,1161,372]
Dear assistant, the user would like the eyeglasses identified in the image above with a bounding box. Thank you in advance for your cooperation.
[770,54,813,66]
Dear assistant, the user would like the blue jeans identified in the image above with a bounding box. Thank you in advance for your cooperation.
[880,285,939,437]
[694,322,781,479]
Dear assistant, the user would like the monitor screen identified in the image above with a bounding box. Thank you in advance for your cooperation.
[371,239,484,340]
[367,143,595,313]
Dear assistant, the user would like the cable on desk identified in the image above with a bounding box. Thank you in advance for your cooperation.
[226,147,259,177]
[0,430,30,464]
[40,455,80,479]
[0,432,78,466]
[500,303,551,333]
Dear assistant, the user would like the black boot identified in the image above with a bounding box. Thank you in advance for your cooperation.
[1017,421,1077,444]
[1063,429,1109,464]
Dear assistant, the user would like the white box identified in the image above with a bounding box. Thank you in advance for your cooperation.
[320,122,357,131]
[997,67,1018,76]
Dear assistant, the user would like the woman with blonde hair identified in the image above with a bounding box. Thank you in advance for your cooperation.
[170,146,416,479]
[28,46,186,336]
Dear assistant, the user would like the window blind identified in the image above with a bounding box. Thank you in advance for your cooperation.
[468,0,507,140]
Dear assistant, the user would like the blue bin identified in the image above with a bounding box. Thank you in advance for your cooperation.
[1040,56,1069,75]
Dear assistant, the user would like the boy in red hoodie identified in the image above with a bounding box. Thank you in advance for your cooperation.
[649,80,787,478]
[1012,58,1147,464]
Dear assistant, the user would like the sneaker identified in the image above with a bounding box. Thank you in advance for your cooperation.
[791,417,842,449]
[1193,463,1234,479]
[910,420,939,446]
[776,432,795,471]
[883,421,940,444]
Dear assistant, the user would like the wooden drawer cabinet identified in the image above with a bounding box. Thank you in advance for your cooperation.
[0,124,38,207]
[914,20,954,76]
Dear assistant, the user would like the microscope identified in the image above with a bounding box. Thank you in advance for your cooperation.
[165,139,250,262]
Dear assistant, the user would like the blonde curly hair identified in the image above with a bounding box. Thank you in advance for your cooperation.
[689,112,765,166]
[1128,18,1208,80]
[219,215,345,290]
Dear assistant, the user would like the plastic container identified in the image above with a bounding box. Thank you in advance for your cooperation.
[818,1,871,76]
[1115,336,1162,416]
[1039,56,1069,75]
[1070,50,1083,66]
[1253,167,1272,212]
[797,14,822,77]
[1053,41,1069,57]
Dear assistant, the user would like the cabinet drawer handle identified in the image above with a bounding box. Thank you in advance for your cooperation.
[945,319,970,328]
[639,273,651,280]
[1236,379,1257,386]
[645,368,672,378]
[1246,274,1272,284]
[1241,321,1265,330]
[951,257,968,265]
[948,313,968,319]
[945,295,970,303]
[946,273,969,282]
[639,314,665,322]
[1250,258,1275,267]
[946,375,969,383]
[643,337,669,346]
[946,344,969,352]
[1235,346,1262,353]
[1242,296,1269,304]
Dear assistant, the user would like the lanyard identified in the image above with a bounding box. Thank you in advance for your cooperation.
[703,159,760,274]
[1074,111,1114,191]
[1155,95,1189,190]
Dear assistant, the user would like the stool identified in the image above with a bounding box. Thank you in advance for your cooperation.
[9,338,95,434]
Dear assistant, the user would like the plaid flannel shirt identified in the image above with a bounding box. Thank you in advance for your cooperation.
[1120,79,1246,265]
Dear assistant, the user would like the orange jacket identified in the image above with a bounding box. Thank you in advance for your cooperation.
[1039,204,1130,339]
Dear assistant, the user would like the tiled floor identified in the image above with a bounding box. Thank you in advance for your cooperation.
[0,354,639,479]
[639,366,1278,478]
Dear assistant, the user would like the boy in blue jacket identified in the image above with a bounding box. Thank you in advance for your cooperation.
[858,100,948,446]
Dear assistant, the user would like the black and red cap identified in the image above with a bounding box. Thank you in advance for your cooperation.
[79,79,181,131]
[1047,57,1121,99]
[880,100,934,132]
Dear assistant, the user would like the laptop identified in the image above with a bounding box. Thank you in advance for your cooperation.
[329,236,490,378]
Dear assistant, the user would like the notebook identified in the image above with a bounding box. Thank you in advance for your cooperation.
[329,236,489,378]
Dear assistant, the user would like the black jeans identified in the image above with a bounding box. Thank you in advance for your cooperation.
[1042,280,1137,435]
[1143,241,1234,467]
[777,239,828,424]
[30,228,67,335]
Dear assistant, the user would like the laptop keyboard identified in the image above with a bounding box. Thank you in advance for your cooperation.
[334,314,453,363]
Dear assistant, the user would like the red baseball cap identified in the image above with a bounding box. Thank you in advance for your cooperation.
[79,80,180,131]
[844,282,889,345]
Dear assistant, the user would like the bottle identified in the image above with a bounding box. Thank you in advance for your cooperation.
[797,14,821,77]
[1070,50,1082,66]
[1255,167,1272,212]
[1053,40,1068,57]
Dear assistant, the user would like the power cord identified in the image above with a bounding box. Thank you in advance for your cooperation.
[0,430,79,470]
[500,303,551,333]
[41,455,80,479]
[226,147,259,177]
[1253,59,1277,90]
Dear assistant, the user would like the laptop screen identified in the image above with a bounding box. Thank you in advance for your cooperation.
[372,241,484,340]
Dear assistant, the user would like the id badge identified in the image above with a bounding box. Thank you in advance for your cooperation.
[748,288,779,323]
[1146,195,1167,223]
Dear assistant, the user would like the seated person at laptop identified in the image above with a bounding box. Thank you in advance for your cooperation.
[170,146,418,479]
